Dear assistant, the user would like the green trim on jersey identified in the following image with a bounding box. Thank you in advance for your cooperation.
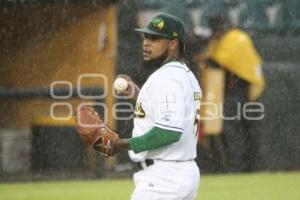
[128,127,182,153]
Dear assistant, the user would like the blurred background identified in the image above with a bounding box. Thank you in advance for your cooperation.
[0,0,299,183]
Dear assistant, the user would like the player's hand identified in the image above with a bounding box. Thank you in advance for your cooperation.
[114,138,132,153]
[115,74,140,101]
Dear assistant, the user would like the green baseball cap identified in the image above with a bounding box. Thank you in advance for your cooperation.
[135,13,186,46]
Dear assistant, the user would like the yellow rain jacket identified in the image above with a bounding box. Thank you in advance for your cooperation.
[200,28,265,134]
[205,28,265,101]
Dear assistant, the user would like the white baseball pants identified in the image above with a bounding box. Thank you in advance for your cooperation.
[130,160,200,200]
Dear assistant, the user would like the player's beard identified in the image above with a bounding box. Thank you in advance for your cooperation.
[141,49,169,73]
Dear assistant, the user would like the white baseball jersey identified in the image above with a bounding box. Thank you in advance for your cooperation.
[129,61,201,162]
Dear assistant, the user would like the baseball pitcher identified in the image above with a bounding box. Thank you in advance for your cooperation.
[76,13,201,200]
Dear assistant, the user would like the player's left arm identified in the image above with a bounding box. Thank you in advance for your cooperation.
[115,127,182,153]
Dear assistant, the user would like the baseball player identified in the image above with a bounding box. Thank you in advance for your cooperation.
[115,13,202,200]
[76,13,201,200]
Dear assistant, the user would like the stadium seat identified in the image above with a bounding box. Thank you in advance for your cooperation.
[260,0,280,6]
[275,0,300,33]
[134,0,162,9]
[238,0,270,32]
[163,0,194,29]
[224,0,240,7]
[200,0,230,28]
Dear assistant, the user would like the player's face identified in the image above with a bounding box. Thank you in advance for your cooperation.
[143,34,171,61]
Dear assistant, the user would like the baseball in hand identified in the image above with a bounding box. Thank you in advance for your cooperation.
[113,77,129,92]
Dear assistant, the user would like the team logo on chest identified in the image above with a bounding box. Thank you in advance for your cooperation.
[134,102,145,118]
[193,92,202,101]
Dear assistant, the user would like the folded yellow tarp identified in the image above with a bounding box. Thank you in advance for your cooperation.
[206,28,265,101]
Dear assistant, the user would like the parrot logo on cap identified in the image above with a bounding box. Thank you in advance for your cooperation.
[151,18,164,30]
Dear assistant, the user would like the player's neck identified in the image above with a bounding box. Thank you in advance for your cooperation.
[162,51,179,65]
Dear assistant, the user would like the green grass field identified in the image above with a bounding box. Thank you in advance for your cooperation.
[0,172,299,200]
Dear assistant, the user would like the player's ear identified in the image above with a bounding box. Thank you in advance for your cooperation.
[169,39,179,51]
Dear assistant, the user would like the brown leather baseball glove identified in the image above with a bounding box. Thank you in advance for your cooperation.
[75,106,119,157]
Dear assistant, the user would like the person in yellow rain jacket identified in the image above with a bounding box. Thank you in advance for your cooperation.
[198,13,265,172]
